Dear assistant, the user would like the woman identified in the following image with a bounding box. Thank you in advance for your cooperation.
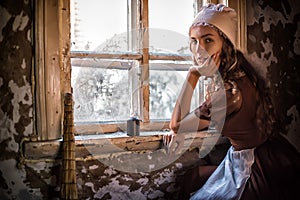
[164,3,300,200]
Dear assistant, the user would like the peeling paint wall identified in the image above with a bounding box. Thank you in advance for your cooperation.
[0,0,300,199]
[246,0,300,151]
[0,0,35,199]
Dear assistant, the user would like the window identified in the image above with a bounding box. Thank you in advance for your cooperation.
[70,0,196,134]
[34,0,246,140]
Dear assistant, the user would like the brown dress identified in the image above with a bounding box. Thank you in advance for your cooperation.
[180,74,300,199]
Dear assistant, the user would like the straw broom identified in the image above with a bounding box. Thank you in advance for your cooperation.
[61,93,78,200]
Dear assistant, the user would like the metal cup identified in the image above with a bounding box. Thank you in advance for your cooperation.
[127,117,141,136]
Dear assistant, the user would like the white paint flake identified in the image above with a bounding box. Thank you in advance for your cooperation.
[85,182,96,193]
[0,76,33,152]
[0,109,19,152]
[8,76,32,123]
[153,168,175,186]
[21,58,26,69]
[246,2,287,32]
[246,38,278,79]
[104,167,117,176]
[81,166,87,173]
[26,162,47,174]
[0,159,43,199]
[175,162,183,169]
[0,76,3,88]
[93,177,147,200]
[27,29,31,42]
[136,177,149,185]
[0,6,11,42]
[294,20,300,55]
[13,11,29,32]
[89,165,99,170]
[148,190,164,199]
[286,105,300,153]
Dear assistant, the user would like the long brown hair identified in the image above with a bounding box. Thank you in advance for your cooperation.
[219,37,276,137]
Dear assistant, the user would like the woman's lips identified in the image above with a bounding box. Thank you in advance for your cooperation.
[196,57,209,65]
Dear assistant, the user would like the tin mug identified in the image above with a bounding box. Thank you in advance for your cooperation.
[127,117,141,136]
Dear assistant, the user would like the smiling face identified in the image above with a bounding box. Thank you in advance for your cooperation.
[189,25,223,67]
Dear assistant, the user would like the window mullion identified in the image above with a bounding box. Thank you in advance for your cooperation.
[140,0,149,122]
[127,0,142,119]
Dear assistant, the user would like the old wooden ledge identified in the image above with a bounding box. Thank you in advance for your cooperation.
[23,130,228,162]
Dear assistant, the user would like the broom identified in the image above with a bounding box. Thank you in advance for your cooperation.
[61,93,78,200]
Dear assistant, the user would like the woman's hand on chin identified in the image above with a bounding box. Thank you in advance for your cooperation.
[191,52,220,77]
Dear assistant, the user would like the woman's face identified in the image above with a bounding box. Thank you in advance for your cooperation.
[189,25,223,67]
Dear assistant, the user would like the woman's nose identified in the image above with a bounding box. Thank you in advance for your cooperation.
[194,43,205,54]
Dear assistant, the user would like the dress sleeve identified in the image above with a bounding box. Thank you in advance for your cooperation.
[194,79,242,120]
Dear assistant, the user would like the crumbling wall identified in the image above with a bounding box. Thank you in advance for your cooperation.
[0,0,35,199]
[246,0,300,151]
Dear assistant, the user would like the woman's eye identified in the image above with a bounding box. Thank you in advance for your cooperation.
[191,39,197,45]
[205,38,213,43]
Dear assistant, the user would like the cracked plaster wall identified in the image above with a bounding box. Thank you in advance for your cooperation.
[0,0,35,199]
[246,0,300,152]
[0,0,299,199]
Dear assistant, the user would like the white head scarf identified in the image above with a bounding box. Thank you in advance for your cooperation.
[191,3,238,48]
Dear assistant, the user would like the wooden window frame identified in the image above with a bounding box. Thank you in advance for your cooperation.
[34,0,71,140]
[34,0,246,140]
[70,0,194,134]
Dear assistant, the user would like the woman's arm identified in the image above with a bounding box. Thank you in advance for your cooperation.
[169,68,210,133]
[170,53,220,133]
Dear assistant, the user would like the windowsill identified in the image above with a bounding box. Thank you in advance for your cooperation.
[74,121,171,135]
[23,130,229,161]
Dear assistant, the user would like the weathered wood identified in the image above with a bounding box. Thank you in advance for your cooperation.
[70,52,192,61]
[75,121,170,135]
[70,52,143,60]
[75,123,119,135]
[140,0,150,122]
[35,0,62,140]
[149,53,192,61]
[23,130,226,160]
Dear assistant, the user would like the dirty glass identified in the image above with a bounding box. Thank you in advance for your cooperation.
[149,62,199,120]
[71,59,131,123]
[70,0,127,52]
[70,0,198,124]
[149,0,194,54]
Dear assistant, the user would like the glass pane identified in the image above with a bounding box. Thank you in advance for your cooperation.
[149,62,199,120]
[71,59,130,123]
[149,0,195,54]
[149,28,192,55]
[70,0,127,52]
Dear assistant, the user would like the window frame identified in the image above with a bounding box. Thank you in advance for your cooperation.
[70,0,195,134]
[34,0,246,140]
[34,0,71,140]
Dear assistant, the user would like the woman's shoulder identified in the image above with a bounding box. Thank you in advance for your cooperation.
[223,79,243,115]
[227,66,256,93]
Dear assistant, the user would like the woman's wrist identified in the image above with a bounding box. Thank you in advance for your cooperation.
[187,69,201,88]
[188,66,202,78]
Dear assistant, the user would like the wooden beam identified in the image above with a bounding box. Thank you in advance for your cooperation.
[70,52,143,60]
[35,0,62,140]
[140,0,150,122]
